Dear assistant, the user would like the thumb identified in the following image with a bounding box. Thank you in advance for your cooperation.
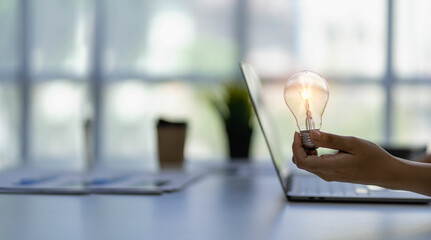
[310,130,356,153]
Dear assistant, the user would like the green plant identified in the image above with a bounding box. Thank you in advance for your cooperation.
[211,82,254,159]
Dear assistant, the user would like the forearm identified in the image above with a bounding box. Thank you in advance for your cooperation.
[390,158,431,197]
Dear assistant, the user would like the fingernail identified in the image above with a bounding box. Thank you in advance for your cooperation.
[310,130,320,141]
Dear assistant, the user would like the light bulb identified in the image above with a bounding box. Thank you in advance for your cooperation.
[283,71,329,152]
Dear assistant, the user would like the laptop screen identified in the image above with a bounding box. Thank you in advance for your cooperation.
[240,63,290,192]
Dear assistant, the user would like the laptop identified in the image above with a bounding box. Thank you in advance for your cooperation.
[240,62,431,203]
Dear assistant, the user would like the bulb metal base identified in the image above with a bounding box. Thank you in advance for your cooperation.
[300,130,316,152]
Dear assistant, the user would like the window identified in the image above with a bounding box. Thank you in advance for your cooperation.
[0,0,20,168]
[247,0,386,79]
[393,0,431,148]
[0,0,430,169]
[395,0,431,78]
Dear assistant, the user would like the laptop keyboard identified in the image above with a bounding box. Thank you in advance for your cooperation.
[292,175,386,197]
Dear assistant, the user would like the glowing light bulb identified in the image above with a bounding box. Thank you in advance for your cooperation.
[283,71,329,151]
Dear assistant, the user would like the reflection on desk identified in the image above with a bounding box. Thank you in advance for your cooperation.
[0,163,430,240]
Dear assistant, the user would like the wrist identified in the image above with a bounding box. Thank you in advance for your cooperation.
[389,158,431,196]
[378,156,407,190]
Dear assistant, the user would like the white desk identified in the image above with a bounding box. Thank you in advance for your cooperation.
[0,165,430,240]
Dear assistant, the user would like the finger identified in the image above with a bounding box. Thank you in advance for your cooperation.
[320,152,351,167]
[310,130,356,153]
[297,151,350,172]
[320,152,351,160]
[292,132,307,161]
[295,154,336,172]
[306,149,318,156]
[293,132,316,156]
[418,154,431,163]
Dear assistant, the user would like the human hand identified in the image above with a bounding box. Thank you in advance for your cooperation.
[418,154,431,163]
[292,130,404,189]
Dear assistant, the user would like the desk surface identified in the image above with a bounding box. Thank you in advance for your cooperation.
[0,166,430,240]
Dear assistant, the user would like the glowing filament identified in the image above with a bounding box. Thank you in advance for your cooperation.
[301,88,312,101]
[300,88,314,130]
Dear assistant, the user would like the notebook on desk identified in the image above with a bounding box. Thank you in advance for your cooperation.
[240,62,431,203]
[86,170,205,194]
[0,169,88,194]
[0,168,205,195]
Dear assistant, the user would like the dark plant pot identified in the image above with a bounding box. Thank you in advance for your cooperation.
[225,124,253,160]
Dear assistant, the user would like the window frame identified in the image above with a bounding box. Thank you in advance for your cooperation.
[11,0,431,165]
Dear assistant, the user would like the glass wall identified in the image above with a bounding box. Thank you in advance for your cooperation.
[0,0,20,168]
[0,0,430,169]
